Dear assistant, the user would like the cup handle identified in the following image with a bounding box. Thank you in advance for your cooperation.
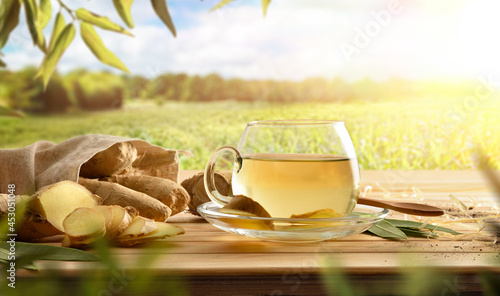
[204,145,242,207]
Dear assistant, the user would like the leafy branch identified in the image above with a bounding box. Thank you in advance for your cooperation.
[0,0,273,90]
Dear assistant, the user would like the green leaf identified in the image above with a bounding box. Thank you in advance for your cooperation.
[75,8,133,37]
[36,23,75,88]
[261,0,272,16]
[0,242,100,261]
[0,56,5,67]
[48,12,65,52]
[384,219,461,235]
[38,0,51,30]
[367,219,407,239]
[209,0,236,12]
[80,22,130,73]
[0,0,21,49]
[23,0,46,52]
[151,0,176,37]
[399,227,439,238]
[113,0,135,28]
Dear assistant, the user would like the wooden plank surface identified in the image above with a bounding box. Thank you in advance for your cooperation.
[15,170,500,295]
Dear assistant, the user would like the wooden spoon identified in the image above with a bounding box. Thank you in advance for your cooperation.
[357,197,445,216]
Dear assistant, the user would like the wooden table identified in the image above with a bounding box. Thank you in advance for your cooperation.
[16,171,500,295]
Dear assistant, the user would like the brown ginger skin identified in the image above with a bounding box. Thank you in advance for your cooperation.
[78,177,171,222]
[181,171,232,216]
[101,175,190,216]
[79,142,137,178]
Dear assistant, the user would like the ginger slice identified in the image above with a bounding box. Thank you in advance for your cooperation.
[219,195,274,231]
[116,216,158,239]
[29,181,101,232]
[115,222,185,247]
[290,209,343,219]
[61,207,106,248]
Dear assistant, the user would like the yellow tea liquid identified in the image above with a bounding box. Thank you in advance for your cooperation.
[232,153,360,218]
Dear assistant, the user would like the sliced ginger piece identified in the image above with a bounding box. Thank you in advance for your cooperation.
[290,209,343,219]
[219,195,274,231]
[94,206,113,230]
[104,205,136,238]
[29,181,101,232]
[116,216,158,239]
[115,222,185,247]
[61,207,106,248]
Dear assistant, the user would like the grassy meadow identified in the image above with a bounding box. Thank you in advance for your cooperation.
[1,100,498,170]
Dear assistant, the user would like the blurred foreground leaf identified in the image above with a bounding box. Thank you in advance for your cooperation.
[151,0,176,37]
[76,8,133,37]
[80,22,130,73]
[113,0,135,28]
[0,0,21,49]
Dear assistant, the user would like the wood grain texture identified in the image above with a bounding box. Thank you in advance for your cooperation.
[18,170,500,295]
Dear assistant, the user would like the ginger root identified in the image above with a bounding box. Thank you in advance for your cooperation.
[78,177,171,222]
[79,142,137,178]
[29,181,102,232]
[116,216,158,239]
[181,171,232,216]
[101,175,190,216]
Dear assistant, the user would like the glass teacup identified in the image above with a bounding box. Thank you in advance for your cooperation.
[204,120,360,218]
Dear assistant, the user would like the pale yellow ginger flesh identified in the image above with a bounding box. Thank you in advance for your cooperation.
[63,207,106,239]
[61,207,106,248]
[29,181,101,232]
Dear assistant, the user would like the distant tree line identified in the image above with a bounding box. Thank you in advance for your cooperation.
[0,67,475,114]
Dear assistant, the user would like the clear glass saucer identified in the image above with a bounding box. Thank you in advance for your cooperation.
[197,202,389,243]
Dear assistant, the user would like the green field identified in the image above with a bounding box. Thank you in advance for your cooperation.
[1,100,498,170]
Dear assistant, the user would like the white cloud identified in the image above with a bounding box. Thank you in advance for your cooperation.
[3,0,498,81]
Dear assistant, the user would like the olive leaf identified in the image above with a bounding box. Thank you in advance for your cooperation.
[0,0,21,49]
[0,57,5,67]
[209,0,236,12]
[367,219,407,240]
[47,12,65,52]
[151,0,176,37]
[80,22,130,74]
[384,218,461,235]
[75,8,134,37]
[261,0,272,16]
[23,0,46,52]
[113,0,135,28]
[38,0,52,30]
[399,227,439,238]
[0,241,99,271]
[36,23,75,88]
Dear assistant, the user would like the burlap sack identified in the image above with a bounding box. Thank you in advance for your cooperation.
[0,134,188,195]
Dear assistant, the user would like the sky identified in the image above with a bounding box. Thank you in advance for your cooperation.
[3,0,500,82]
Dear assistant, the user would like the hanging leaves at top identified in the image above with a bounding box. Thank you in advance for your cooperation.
[75,8,134,37]
[151,0,176,37]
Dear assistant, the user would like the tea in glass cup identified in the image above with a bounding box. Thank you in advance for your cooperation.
[204,120,360,218]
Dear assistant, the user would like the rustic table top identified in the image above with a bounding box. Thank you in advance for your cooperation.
[15,170,500,295]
